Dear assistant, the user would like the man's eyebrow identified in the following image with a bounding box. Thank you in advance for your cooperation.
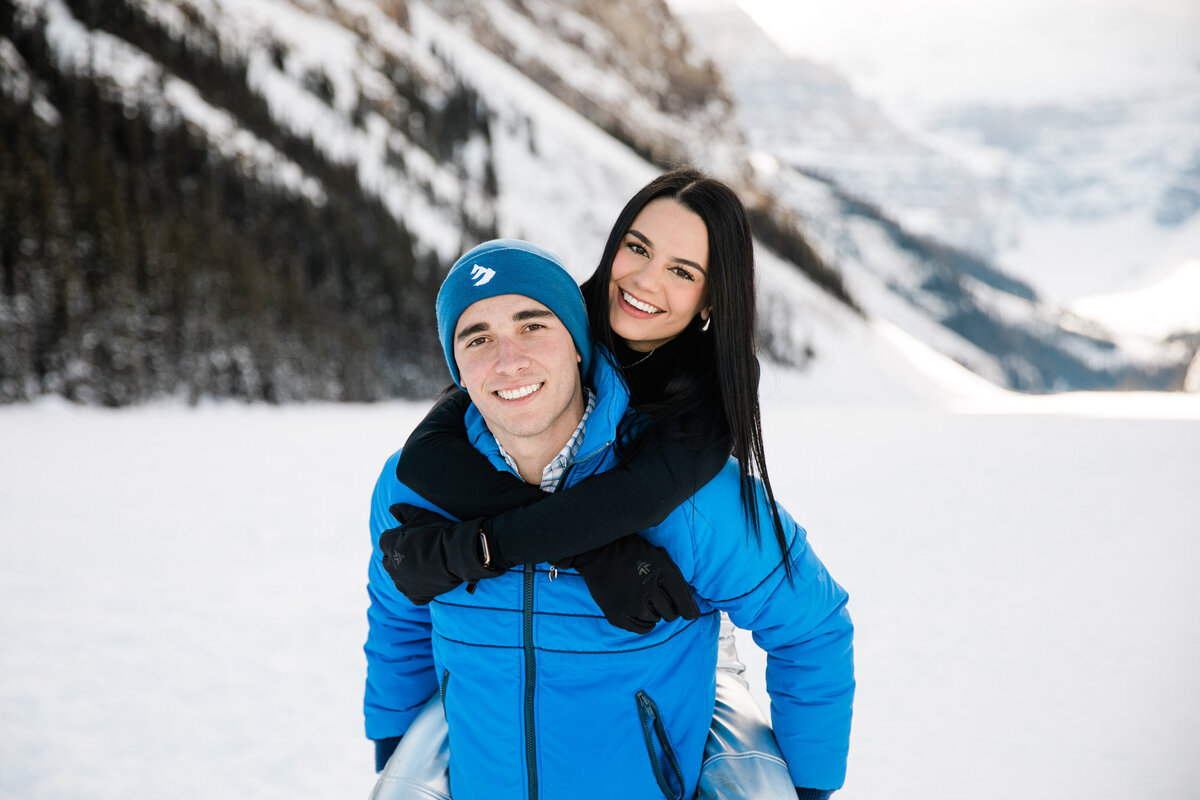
[455,321,489,342]
[513,308,555,322]
[455,309,554,342]
[627,228,706,274]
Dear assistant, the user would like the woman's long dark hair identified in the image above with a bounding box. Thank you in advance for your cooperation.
[581,167,792,571]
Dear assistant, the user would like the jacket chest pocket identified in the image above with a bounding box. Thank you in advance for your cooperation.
[635,690,685,800]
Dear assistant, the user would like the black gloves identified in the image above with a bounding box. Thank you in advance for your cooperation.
[380,505,699,634]
[556,535,700,634]
[379,503,505,605]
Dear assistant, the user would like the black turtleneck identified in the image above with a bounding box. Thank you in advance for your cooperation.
[611,334,674,406]
[609,324,727,457]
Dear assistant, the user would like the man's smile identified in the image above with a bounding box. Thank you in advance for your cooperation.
[495,382,544,401]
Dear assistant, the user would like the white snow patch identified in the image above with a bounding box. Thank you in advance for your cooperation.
[1070,258,1200,340]
[997,211,1200,304]
[22,0,328,204]
[0,34,61,124]
[166,78,326,204]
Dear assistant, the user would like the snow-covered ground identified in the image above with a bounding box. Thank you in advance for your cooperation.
[2,330,1198,799]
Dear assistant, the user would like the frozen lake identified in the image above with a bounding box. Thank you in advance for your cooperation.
[1,384,1198,799]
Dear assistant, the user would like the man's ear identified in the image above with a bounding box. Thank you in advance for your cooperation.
[576,351,582,364]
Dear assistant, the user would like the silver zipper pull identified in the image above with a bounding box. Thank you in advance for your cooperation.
[548,566,558,582]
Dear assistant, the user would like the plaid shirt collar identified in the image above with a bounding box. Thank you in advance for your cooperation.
[497,389,597,493]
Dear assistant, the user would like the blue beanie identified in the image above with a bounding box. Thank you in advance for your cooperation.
[436,239,592,387]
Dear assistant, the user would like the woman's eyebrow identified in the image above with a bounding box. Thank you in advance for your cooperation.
[629,228,706,274]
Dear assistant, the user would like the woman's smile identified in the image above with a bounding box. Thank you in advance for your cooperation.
[608,197,709,352]
[618,288,664,316]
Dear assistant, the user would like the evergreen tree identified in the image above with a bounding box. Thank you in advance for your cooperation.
[1,0,497,405]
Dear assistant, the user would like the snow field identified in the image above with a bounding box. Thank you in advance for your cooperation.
[749,386,1200,798]
[2,384,1198,799]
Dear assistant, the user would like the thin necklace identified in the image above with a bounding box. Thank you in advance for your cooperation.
[625,347,657,368]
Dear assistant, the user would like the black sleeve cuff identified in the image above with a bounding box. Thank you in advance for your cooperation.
[795,789,833,800]
[374,736,402,773]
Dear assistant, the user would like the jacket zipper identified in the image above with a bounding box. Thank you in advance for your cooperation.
[571,439,613,466]
[522,440,616,800]
[636,690,685,800]
[523,562,537,800]
[521,459,587,800]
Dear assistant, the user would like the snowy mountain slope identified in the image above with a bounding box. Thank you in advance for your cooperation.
[402,0,659,275]
[3,0,861,403]
[403,0,841,342]
[1071,259,1200,342]
[929,92,1200,304]
[681,0,1200,303]
[2,0,1192,405]
[2,0,516,401]
[415,0,746,176]
[1066,259,1200,392]
[49,0,503,256]
[672,2,1004,258]
[675,1,1197,392]
[757,165,1187,391]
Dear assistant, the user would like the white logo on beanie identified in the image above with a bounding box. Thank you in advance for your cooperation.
[470,264,496,286]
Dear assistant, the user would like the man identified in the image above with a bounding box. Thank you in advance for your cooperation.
[364,239,854,800]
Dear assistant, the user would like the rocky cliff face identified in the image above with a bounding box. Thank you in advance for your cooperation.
[423,0,744,172]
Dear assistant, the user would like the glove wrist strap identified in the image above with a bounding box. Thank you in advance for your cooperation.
[478,528,492,568]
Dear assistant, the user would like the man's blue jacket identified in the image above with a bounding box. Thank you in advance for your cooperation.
[364,354,854,800]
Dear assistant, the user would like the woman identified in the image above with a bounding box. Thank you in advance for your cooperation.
[373,169,826,799]
[384,167,790,623]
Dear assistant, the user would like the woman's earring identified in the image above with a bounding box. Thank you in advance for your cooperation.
[701,313,712,332]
